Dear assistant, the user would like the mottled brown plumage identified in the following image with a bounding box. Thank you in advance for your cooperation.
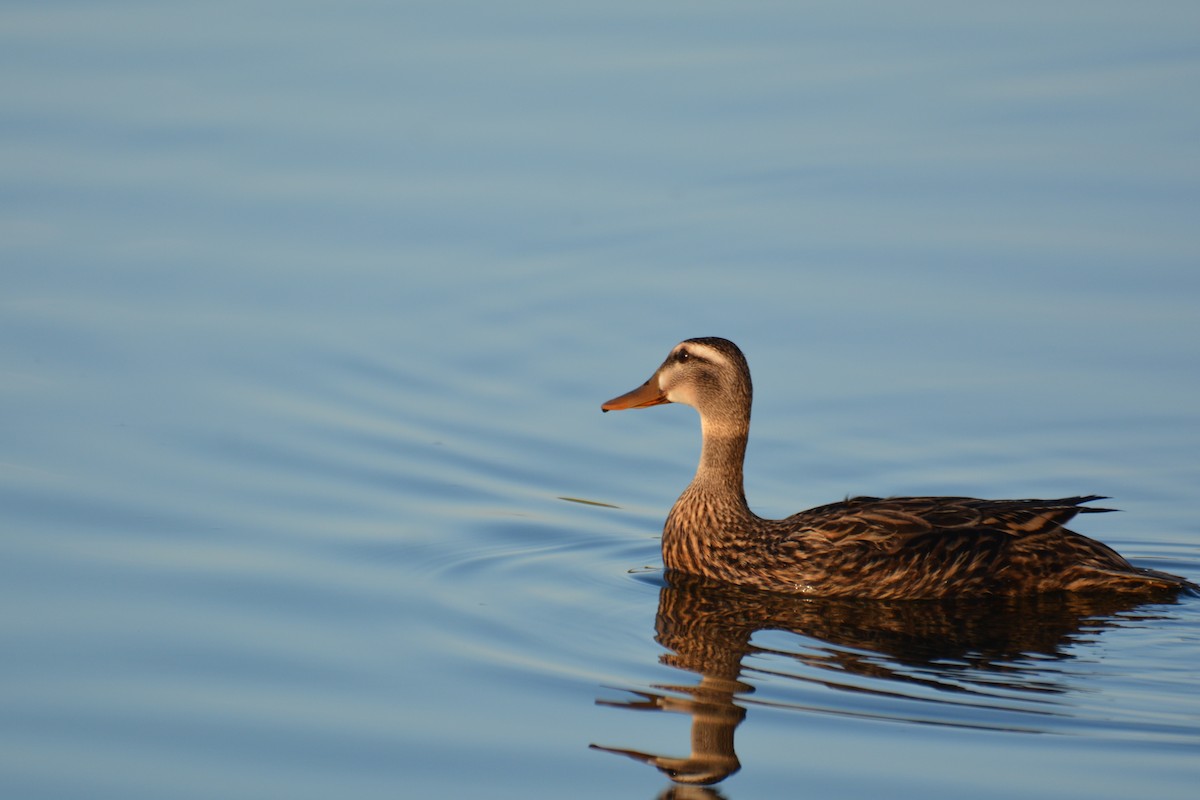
[602,337,1197,599]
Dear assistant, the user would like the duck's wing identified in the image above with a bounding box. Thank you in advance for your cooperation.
[786,494,1114,551]
[776,495,1165,596]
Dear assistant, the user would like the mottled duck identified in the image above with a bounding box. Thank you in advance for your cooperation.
[602,337,1196,599]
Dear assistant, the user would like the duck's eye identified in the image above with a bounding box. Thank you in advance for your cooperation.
[675,349,690,363]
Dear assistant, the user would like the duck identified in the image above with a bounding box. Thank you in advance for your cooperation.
[601,337,1197,599]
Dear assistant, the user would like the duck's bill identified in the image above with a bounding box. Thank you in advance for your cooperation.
[601,380,669,412]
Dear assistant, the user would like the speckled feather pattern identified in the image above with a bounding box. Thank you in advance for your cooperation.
[664,492,1190,598]
[605,337,1198,599]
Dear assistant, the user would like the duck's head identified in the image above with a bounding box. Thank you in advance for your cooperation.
[601,337,752,430]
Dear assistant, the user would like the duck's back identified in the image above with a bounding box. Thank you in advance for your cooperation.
[741,495,1194,599]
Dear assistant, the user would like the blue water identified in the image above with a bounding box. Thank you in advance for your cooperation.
[3,2,1199,798]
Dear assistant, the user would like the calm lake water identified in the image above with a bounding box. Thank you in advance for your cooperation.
[3,2,1199,798]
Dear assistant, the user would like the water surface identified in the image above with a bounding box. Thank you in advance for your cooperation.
[2,2,1199,798]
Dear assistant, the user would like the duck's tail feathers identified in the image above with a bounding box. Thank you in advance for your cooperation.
[1075,564,1200,595]
[1067,495,1118,514]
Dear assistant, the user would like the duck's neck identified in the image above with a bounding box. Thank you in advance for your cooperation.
[689,415,752,509]
[681,412,753,513]
[663,418,758,580]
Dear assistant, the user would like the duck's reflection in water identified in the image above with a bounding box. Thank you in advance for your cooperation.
[592,572,1177,789]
